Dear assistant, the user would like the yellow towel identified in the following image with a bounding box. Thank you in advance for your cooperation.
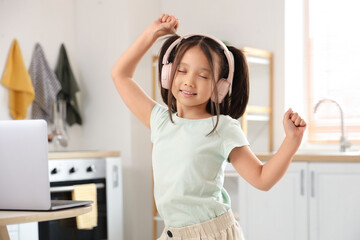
[72,184,98,229]
[1,39,35,119]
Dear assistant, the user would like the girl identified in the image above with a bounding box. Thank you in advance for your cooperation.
[111,14,306,240]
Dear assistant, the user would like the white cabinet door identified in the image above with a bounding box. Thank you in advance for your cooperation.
[239,162,308,240]
[309,162,360,240]
[18,222,38,240]
[8,222,38,240]
[106,157,123,240]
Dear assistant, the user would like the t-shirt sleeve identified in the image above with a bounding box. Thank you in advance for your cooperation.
[222,118,250,162]
[150,104,169,143]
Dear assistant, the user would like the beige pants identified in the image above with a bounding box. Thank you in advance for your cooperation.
[157,210,245,240]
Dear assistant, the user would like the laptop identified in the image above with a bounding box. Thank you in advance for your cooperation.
[0,119,92,211]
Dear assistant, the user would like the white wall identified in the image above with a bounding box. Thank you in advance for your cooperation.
[0,0,83,150]
[1,0,288,239]
[72,1,152,239]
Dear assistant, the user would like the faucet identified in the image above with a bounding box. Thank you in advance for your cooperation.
[313,99,351,152]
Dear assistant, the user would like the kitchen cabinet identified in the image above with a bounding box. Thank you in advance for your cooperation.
[308,162,360,240]
[6,224,38,240]
[7,221,40,240]
[225,161,360,240]
[236,162,307,240]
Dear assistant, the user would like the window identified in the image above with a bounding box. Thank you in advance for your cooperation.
[307,0,360,143]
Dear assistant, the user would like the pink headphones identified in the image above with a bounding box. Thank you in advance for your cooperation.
[161,34,234,103]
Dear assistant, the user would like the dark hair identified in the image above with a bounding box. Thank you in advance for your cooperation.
[158,34,249,134]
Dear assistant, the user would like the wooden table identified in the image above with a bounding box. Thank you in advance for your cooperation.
[0,205,92,240]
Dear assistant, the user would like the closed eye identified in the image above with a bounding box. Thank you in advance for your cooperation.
[199,75,209,79]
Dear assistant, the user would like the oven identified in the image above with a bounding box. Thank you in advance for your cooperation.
[38,156,123,240]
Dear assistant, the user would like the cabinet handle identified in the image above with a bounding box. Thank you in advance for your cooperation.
[113,165,119,188]
[311,171,315,197]
[50,183,104,193]
[300,169,305,196]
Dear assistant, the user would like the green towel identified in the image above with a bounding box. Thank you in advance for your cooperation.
[55,44,82,126]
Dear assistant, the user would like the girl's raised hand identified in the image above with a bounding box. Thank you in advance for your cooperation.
[151,14,179,39]
[283,108,307,140]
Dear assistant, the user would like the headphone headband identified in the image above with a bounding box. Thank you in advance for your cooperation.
[162,34,234,95]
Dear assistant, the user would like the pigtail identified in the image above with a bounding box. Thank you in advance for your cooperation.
[226,46,249,119]
[158,34,180,113]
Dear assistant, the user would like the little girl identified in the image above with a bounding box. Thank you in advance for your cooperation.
[112,14,306,240]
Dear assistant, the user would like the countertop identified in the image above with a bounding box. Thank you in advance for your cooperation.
[47,150,360,162]
[224,151,360,173]
[48,151,121,159]
[256,151,360,162]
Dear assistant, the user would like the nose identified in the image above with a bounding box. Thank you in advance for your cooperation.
[183,74,195,88]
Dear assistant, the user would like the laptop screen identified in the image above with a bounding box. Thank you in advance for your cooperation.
[0,120,51,210]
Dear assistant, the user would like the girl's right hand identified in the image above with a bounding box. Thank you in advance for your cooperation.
[150,14,179,39]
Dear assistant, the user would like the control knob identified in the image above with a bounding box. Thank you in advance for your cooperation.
[87,165,96,173]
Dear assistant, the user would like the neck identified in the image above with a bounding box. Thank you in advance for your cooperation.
[176,105,212,119]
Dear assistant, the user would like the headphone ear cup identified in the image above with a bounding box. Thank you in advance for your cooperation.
[161,63,173,89]
[211,78,231,103]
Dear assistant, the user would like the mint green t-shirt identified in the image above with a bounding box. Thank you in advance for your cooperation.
[150,104,249,228]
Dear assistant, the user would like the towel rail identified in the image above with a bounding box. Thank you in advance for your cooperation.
[50,183,105,193]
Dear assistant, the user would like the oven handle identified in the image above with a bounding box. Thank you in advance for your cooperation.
[50,183,105,193]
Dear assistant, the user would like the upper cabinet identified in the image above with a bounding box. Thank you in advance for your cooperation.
[240,47,273,153]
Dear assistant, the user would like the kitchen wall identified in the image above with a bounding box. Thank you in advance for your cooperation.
[73,1,159,239]
[1,0,288,239]
[0,0,83,150]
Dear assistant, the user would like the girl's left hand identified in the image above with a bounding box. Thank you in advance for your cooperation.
[283,108,307,139]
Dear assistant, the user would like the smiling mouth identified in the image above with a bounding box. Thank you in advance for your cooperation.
[180,90,197,96]
[180,90,197,95]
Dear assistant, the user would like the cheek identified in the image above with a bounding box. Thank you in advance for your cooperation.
[203,81,214,96]
[170,77,178,95]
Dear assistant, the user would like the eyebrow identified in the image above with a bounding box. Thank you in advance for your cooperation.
[179,62,211,73]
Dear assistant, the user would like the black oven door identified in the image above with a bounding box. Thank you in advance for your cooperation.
[38,179,107,240]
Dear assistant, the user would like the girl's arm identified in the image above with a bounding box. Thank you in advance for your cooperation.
[229,108,306,191]
[111,14,178,128]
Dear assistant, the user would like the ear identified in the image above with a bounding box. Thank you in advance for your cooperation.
[161,63,172,89]
[211,78,231,103]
